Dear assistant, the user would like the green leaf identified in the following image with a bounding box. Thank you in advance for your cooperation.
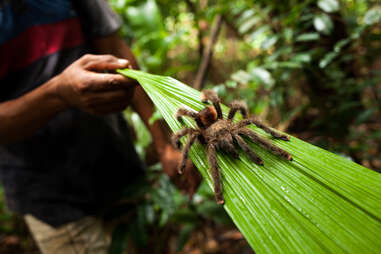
[283,28,293,43]
[196,199,232,225]
[109,224,129,254]
[124,111,152,158]
[355,108,377,124]
[314,14,334,35]
[151,174,176,226]
[317,0,339,13]
[118,69,381,254]
[334,38,351,53]
[265,61,302,69]
[249,67,275,88]
[237,9,256,26]
[292,53,312,63]
[319,52,338,68]
[212,84,227,97]
[239,16,261,34]
[261,35,278,50]
[364,8,381,25]
[295,33,320,42]
[248,25,271,42]
[225,80,238,88]
[148,107,163,125]
[130,213,148,246]
[125,0,164,35]
[176,224,195,252]
[231,70,252,84]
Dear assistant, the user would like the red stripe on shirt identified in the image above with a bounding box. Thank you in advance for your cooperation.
[0,18,84,79]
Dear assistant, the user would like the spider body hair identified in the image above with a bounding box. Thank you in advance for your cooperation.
[198,106,218,128]
[172,89,292,204]
[201,90,223,119]
[228,100,248,119]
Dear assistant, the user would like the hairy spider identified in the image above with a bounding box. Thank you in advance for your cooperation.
[172,90,292,204]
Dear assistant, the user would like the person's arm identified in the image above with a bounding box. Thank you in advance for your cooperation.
[0,77,66,144]
[92,33,201,196]
[92,34,168,154]
[0,54,134,145]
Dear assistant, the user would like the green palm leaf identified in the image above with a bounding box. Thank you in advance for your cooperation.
[118,69,381,254]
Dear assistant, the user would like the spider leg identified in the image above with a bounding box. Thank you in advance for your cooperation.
[236,117,290,141]
[175,108,204,128]
[228,100,248,120]
[238,128,292,161]
[219,135,239,158]
[201,90,223,119]
[172,128,195,149]
[207,143,225,205]
[232,134,263,165]
[178,131,199,174]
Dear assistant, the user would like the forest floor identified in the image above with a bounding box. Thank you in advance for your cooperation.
[0,222,254,254]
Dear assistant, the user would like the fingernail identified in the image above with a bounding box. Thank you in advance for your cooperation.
[118,59,129,65]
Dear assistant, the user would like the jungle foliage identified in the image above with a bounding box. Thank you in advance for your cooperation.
[0,0,380,253]
[111,0,381,170]
[117,68,381,254]
[106,0,381,253]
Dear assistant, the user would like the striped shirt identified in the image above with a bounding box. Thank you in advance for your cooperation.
[0,0,144,227]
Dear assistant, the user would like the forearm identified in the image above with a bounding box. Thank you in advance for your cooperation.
[93,33,170,154]
[0,76,67,144]
[0,52,135,145]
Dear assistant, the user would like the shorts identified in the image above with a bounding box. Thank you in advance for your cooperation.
[25,214,110,254]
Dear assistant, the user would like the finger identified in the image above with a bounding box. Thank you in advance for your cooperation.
[82,54,132,71]
[84,73,137,92]
[78,54,100,64]
[82,54,130,70]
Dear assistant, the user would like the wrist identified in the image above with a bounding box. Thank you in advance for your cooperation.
[44,75,70,112]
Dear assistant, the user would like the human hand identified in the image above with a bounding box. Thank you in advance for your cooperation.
[55,54,136,115]
[160,144,202,198]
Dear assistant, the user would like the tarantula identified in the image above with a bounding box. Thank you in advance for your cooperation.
[172,90,292,204]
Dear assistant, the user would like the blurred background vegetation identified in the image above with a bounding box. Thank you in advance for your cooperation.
[1,0,380,253]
